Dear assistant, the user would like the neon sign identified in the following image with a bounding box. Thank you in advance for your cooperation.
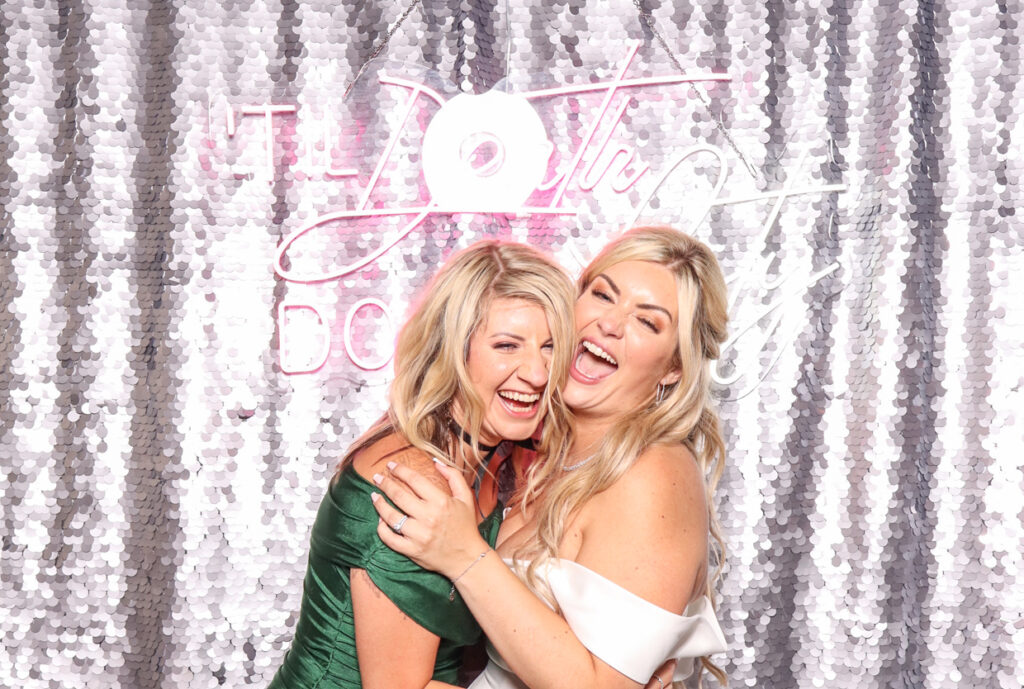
[209,41,845,394]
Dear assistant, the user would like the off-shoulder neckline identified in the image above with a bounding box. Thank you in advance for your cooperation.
[501,556,714,621]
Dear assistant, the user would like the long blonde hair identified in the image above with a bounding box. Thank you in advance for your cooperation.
[513,226,729,686]
[342,240,576,476]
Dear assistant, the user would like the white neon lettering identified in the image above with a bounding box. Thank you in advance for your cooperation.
[278,302,330,374]
[422,91,552,208]
[226,104,297,184]
[626,144,729,231]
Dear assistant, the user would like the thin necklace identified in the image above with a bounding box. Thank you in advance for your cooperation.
[562,454,595,472]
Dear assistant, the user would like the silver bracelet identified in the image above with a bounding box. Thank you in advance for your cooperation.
[448,549,491,601]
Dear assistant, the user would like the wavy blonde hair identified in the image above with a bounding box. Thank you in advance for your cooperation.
[513,226,729,686]
[342,240,576,477]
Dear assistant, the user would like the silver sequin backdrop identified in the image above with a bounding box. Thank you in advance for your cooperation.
[0,1,1021,688]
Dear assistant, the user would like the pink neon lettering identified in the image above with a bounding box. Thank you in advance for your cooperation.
[526,42,728,205]
[548,42,640,206]
[577,98,649,193]
[343,298,394,371]
[274,206,573,284]
[272,43,731,285]
[297,108,358,179]
[223,46,841,379]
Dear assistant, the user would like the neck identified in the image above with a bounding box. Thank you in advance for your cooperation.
[447,421,505,492]
[447,426,510,519]
[570,415,614,459]
[449,409,501,446]
[449,418,500,454]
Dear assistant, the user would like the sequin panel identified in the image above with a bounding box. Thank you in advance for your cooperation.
[0,2,1021,688]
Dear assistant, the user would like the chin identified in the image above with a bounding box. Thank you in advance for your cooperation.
[562,385,599,413]
[561,381,586,407]
[492,422,539,442]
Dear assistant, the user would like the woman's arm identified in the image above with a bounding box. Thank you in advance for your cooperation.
[351,440,468,689]
[372,446,707,689]
[351,568,443,689]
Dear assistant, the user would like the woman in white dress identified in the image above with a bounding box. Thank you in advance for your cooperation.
[371,226,729,688]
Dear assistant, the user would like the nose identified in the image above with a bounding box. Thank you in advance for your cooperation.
[597,307,625,338]
[517,347,549,388]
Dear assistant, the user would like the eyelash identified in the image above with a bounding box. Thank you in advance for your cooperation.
[593,286,660,333]
[638,317,659,333]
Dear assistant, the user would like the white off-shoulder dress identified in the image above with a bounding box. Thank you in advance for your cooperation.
[469,558,727,689]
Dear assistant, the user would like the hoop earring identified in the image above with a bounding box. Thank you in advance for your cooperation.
[656,383,666,404]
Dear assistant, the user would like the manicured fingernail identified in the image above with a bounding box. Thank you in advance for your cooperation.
[372,473,383,484]
[370,492,379,502]
[386,461,397,471]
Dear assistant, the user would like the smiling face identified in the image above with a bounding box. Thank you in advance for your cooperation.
[564,260,682,420]
[456,297,554,444]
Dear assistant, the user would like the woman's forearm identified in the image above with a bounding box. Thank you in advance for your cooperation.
[453,553,637,689]
[370,461,638,689]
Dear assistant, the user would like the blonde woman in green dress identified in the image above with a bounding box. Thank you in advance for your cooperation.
[267,241,576,689]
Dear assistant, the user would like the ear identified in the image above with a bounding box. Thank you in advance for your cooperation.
[659,367,681,387]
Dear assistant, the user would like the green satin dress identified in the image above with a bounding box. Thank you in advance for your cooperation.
[268,463,503,689]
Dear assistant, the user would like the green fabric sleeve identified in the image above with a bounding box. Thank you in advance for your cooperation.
[311,465,502,646]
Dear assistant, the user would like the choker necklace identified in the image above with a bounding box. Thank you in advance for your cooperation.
[449,422,537,517]
[449,421,503,494]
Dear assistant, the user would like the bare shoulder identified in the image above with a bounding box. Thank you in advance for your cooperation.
[608,443,707,517]
[573,442,710,612]
[350,433,450,493]
[578,441,710,541]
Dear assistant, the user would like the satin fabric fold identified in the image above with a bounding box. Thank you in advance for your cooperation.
[269,465,503,688]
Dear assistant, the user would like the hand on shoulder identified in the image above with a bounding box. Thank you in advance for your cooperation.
[351,433,451,494]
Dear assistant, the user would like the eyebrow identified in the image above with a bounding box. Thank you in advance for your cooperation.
[597,273,621,296]
[595,273,675,323]
[488,332,526,341]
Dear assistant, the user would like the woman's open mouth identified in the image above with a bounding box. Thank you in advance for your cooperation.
[497,390,541,417]
[570,340,618,383]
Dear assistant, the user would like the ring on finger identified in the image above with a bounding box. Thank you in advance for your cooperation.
[391,515,409,535]
[654,676,664,689]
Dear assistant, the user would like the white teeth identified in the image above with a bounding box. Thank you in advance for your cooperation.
[499,391,540,403]
[582,340,617,366]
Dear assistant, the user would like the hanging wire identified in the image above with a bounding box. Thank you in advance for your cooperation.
[632,0,764,185]
[503,0,512,92]
[343,0,424,100]
[343,0,763,187]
